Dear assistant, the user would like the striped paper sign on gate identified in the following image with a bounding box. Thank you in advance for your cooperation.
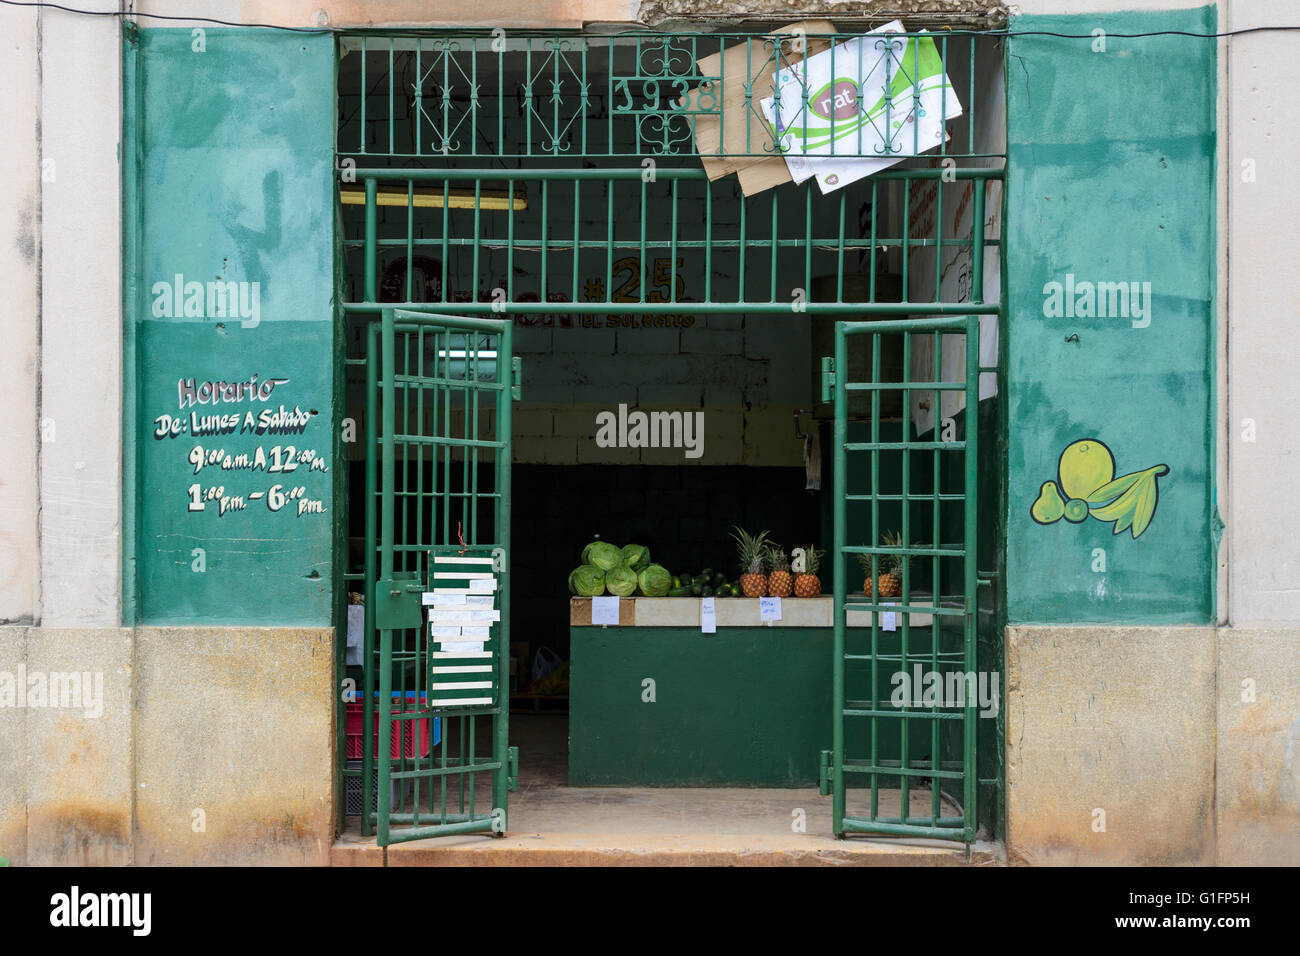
[425,553,500,708]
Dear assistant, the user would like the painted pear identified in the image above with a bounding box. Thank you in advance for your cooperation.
[1031,481,1066,524]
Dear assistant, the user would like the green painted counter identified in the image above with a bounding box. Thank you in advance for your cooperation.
[567,597,970,788]
[569,623,835,787]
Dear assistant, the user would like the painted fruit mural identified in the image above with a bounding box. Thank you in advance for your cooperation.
[1031,439,1169,539]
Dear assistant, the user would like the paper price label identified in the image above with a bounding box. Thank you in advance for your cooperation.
[700,597,717,634]
[592,596,620,626]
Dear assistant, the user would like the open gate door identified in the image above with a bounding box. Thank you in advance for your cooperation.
[363,307,518,846]
[826,315,980,842]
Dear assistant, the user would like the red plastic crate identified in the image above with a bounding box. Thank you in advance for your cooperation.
[345,697,433,760]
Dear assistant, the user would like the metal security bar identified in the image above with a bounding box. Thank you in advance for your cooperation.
[337,30,999,161]
[341,167,1004,318]
[828,315,980,841]
[361,307,516,846]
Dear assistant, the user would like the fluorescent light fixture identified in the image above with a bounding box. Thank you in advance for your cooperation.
[340,182,526,211]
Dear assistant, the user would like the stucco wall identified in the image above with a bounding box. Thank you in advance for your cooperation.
[1224,3,1300,626]
[39,4,124,629]
[0,6,39,626]
[0,1,121,628]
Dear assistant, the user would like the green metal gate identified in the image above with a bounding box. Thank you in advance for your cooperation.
[825,314,983,841]
[361,307,518,845]
[338,30,1007,841]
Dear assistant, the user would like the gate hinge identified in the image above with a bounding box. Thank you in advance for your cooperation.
[820,357,835,404]
[511,356,523,401]
[818,749,833,796]
[507,745,519,792]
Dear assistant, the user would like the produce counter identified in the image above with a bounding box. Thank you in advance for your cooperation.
[567,596,945,788]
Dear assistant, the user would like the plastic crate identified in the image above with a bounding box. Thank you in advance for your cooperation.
[345,693,439,760]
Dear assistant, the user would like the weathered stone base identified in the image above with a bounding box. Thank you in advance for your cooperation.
[1006,624,1300,866]
[1215,627,1300,867]
[0,625,334,866]
[4,622,1296,865]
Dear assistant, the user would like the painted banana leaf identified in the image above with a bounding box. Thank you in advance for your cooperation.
[1086,464,1169,538]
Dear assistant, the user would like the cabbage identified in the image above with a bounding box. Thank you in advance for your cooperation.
[620,543,651,572]
[585,541,623,571]
[605,564,638,596]
[571,564,606,597]
[567,568,579,595]
[637,563,672,597]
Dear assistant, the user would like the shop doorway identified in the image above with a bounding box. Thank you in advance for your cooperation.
[336,25,1007,848]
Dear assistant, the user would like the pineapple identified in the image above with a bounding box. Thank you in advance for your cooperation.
[793,544,823,597]
[877,530,905,597]
[857,530,906,597]
[731,526,771,598]
[767,545,793,598]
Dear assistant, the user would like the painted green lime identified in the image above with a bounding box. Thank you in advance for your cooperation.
[1063,498,1088,523]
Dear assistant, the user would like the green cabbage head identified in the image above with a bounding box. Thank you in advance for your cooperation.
[584,541,623,571]
[637,564,672,597]
[571,565,606,596]
[605,564,639,597]
[620,543,651,572]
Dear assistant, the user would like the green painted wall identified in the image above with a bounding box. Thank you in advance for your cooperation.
[125,29,339,625]
[1005,8,1216,624]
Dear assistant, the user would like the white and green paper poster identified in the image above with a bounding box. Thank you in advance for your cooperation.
[760,20,963,193]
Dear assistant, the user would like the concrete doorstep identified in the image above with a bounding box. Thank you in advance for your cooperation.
[332,786,1004,866]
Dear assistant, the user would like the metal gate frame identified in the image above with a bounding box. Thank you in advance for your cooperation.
[827,314,983,841]
[361,307,517,846]
[337,26,1008,837]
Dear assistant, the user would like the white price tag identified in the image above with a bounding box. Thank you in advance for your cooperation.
[423,592,466,606]
[700,597,717,634]
[591,596,620,626]
[759,597,782,623]
[882,602,897,632]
